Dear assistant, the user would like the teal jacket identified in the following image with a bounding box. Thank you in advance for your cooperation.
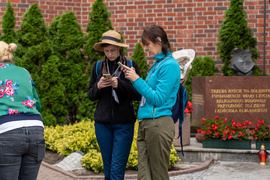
[132,52,180,120]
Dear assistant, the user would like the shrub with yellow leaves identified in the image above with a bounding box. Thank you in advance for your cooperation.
[45,120,180,173]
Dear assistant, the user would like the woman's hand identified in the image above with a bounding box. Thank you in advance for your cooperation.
[97,77,112,89]
[110,77,118,88]
[122,65,140,82]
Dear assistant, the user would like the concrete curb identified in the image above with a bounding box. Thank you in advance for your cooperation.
[169,158,214,176]
[41,161,77,178]
[41,158,214,180]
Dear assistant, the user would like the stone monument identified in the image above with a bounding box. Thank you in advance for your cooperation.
[192,76,270,128]
[230,48,254,76]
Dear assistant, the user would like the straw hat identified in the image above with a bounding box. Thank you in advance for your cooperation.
[94,30,129,51]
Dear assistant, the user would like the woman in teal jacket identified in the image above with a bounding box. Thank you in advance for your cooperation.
[123,25,180,180]
[0,41,45,180]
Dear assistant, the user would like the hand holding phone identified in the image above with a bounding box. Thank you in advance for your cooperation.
[117,62,124,68]
[103,74,112,78]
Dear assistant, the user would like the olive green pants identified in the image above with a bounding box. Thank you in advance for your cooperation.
[137,116,175,180]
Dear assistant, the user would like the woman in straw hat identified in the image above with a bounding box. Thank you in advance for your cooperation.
[123,25,181,180]
[88,30,141,179]
[0,41,45,180]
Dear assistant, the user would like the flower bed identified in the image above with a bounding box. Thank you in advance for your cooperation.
[251,120,270,150]
[197,116,252,141]
[198,116,252,149]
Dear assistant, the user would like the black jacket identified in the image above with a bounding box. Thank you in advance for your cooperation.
[88,58,141,124]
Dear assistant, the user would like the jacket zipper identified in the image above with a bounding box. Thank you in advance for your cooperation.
[153,107,156,118]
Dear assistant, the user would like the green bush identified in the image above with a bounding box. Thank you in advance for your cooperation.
[0,1,17,43]
[83,0,113,65]
[217,0,262,76]
[185,56,218,100]
[14,3,67,126]
[44,120,180,173]
[39,55,67,126]
[83,0,114,120]
[50,11,90,124]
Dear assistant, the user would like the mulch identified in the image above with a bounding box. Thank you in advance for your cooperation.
[43,149,65,165]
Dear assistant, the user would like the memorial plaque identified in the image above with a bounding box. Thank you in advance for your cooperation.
[192,76,270,128]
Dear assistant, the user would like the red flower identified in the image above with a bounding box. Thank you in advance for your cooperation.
[200,116,252,141]
[184,101,194,114]
[251,120,270,141]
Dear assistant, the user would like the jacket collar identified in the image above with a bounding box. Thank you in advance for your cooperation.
[153,51,172,62]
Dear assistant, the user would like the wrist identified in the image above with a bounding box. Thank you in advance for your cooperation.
[131,75,140,82]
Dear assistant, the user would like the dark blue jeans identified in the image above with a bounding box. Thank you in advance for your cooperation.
[0,126,45,180]
[95,123,134,180]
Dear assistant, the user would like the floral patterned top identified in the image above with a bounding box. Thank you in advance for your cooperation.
[0,63,43,132]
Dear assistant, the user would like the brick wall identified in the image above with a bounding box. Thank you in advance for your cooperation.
[0,0,269,74]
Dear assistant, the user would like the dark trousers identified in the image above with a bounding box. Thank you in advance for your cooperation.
[95,122,134,180]
[0,126,45,180]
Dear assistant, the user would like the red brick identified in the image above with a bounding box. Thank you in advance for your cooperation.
[64,2,76,6]
[46,1,58,5]
[10,0,20,2]
[116,18,128,23]
[154,17,166,22]
[118,14,125,18]
[28,0,39,4]
[54,6,67,10]
[134,1,147,5]
[134,18,147,22]
[127,18,134,23]
[144,13,156,17]
[115,1,127,6]
[73,7,81,11]
[153,0,166,3]
[38,5,48,9]
[46,10,57,14]
[164,21,177,26]
[154,9,166,13]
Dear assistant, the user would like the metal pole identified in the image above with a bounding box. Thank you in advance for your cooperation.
[263,0,266,75]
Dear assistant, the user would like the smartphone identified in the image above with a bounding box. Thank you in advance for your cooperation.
[117,62,124,68]
[103,74,112,78]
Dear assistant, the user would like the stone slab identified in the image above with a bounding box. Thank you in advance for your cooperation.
[54,151,88,174]
[173,113,190,147]
[192,76,270,128]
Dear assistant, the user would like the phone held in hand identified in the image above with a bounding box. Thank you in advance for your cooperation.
[117,62,124,68]
[103,74,112,78]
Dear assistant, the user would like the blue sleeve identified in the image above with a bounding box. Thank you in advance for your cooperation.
[132,61,180,106]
